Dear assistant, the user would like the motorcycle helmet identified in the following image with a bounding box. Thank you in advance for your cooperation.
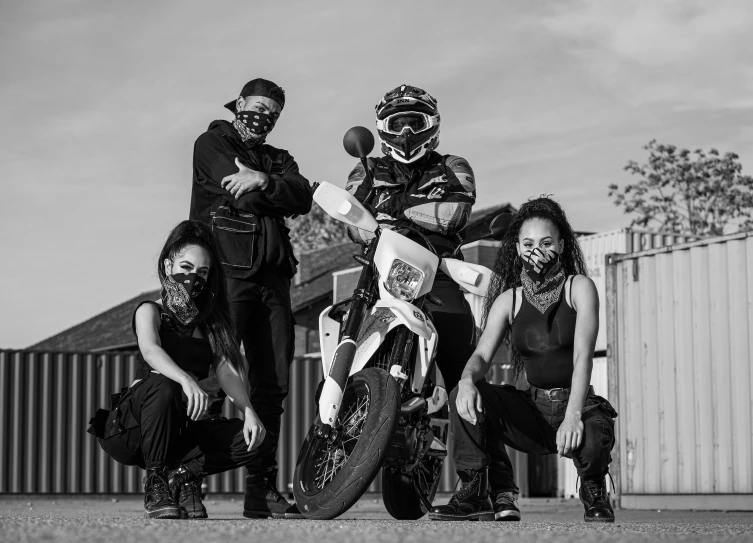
[375,84,440,164]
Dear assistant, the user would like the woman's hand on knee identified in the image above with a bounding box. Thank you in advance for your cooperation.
[556,413,584,457]
[180,375,209,421]
[243,408,266,451]
[455,379,483,425]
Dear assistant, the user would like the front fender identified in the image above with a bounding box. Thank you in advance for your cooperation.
[317,300,435,423]
[348,305,400,377]
[374,299,432,339]
[318,305,340,376]
[344,300,433,379]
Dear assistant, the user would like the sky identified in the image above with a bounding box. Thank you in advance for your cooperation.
[1,0,753,348]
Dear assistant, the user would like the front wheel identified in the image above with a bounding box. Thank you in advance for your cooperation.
[293,368,400,519]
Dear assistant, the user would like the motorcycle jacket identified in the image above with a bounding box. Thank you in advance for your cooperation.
[345,151,476,258]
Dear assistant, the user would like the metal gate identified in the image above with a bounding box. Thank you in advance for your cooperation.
[606,231,753,510]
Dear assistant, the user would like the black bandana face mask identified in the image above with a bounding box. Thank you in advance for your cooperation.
[161,272,207,327]
[519,247,566,316]
[234,110,276,142]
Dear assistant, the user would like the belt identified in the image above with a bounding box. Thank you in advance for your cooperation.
[530,384,595,402]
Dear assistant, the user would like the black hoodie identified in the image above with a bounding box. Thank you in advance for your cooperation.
[190,120,313,279]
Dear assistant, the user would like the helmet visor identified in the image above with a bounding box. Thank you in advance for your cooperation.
[378,111,437,136]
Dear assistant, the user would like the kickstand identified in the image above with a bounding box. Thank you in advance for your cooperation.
[413,478,434,511]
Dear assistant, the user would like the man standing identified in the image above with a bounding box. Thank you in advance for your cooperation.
[190,78,312,518]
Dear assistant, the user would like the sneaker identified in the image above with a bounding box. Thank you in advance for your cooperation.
[144,467,182,519]
[491,491,521,521]
[428,469,494,521]
[579,476,615,523]
[168,465,208,519]
[243,470,303,519]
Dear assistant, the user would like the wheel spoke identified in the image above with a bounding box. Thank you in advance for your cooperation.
[311,388,370,490]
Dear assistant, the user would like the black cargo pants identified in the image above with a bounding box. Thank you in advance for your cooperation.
[227,270,295,476]
[98,373,269,477]
[425,277,477,396]
[449,382,617,494]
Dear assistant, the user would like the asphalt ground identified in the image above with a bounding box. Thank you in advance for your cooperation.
[2,494,753,543]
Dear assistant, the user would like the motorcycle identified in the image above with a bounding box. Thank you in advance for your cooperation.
[292,127,507,520]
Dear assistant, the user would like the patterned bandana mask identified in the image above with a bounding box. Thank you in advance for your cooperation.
[520,248,566,314]
[233,111,276,143]
[161,273,207,327]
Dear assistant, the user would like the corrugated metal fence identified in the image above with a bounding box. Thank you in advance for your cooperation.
[0,350,527,495]
[606,231,753,510]
[0,351,143,493]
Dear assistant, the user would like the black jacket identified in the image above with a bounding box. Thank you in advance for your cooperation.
[346,152,476,258]
[190,120,313,279]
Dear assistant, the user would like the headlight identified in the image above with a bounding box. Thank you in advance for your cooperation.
[384,259,424,301]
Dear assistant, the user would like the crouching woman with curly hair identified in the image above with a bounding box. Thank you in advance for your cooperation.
[430,197,618,523]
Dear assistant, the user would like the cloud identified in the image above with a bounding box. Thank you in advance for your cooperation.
[3,0,753,348]
[541,0,753,109]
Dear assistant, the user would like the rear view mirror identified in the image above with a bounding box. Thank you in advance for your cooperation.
[343,126,375,159]
[489,213,514,241]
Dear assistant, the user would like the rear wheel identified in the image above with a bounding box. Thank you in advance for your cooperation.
[293,368,400,520]
[382,456,443,520]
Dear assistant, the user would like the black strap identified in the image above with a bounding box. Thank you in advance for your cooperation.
[566,275,576,308]
[511,286,517,324]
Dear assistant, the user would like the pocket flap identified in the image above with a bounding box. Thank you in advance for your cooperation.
[211,206,259,234]
[584,394,619,418]
[103,411,126,439]
[87,409,110,438]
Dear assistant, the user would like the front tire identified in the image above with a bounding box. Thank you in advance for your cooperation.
[293,368,400,520]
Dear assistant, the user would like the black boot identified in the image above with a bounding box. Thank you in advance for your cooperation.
[168,465,208,519]
[491,491,521,521]
[243,470,303,519]
[579,476,615,523]
[144,467,182,519]
[428,469,494,521]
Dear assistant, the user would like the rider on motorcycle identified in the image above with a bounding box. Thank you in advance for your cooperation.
[346,84,477,395]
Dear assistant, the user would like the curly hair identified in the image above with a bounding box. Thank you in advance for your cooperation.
[481,197,588,379]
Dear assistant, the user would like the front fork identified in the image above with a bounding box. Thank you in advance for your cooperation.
[316,241,377,438]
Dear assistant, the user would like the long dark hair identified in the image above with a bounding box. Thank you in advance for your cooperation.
[482,197,588,378]
[158,220,245,375]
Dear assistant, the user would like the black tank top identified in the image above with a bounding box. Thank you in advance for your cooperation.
[510,277,577,389]
[132,301,213,381]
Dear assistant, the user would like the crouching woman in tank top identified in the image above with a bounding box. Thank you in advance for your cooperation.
[89,220,267,520]
[429,197,618,523]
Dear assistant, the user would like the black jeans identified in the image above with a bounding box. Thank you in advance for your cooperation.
[449,382,616,494]
[99,373,269,477]
[227,270,294,476]
[425,280,477,395]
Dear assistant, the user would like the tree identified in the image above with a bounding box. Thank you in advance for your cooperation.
[609,140,753,236]
[288,202,350,255]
